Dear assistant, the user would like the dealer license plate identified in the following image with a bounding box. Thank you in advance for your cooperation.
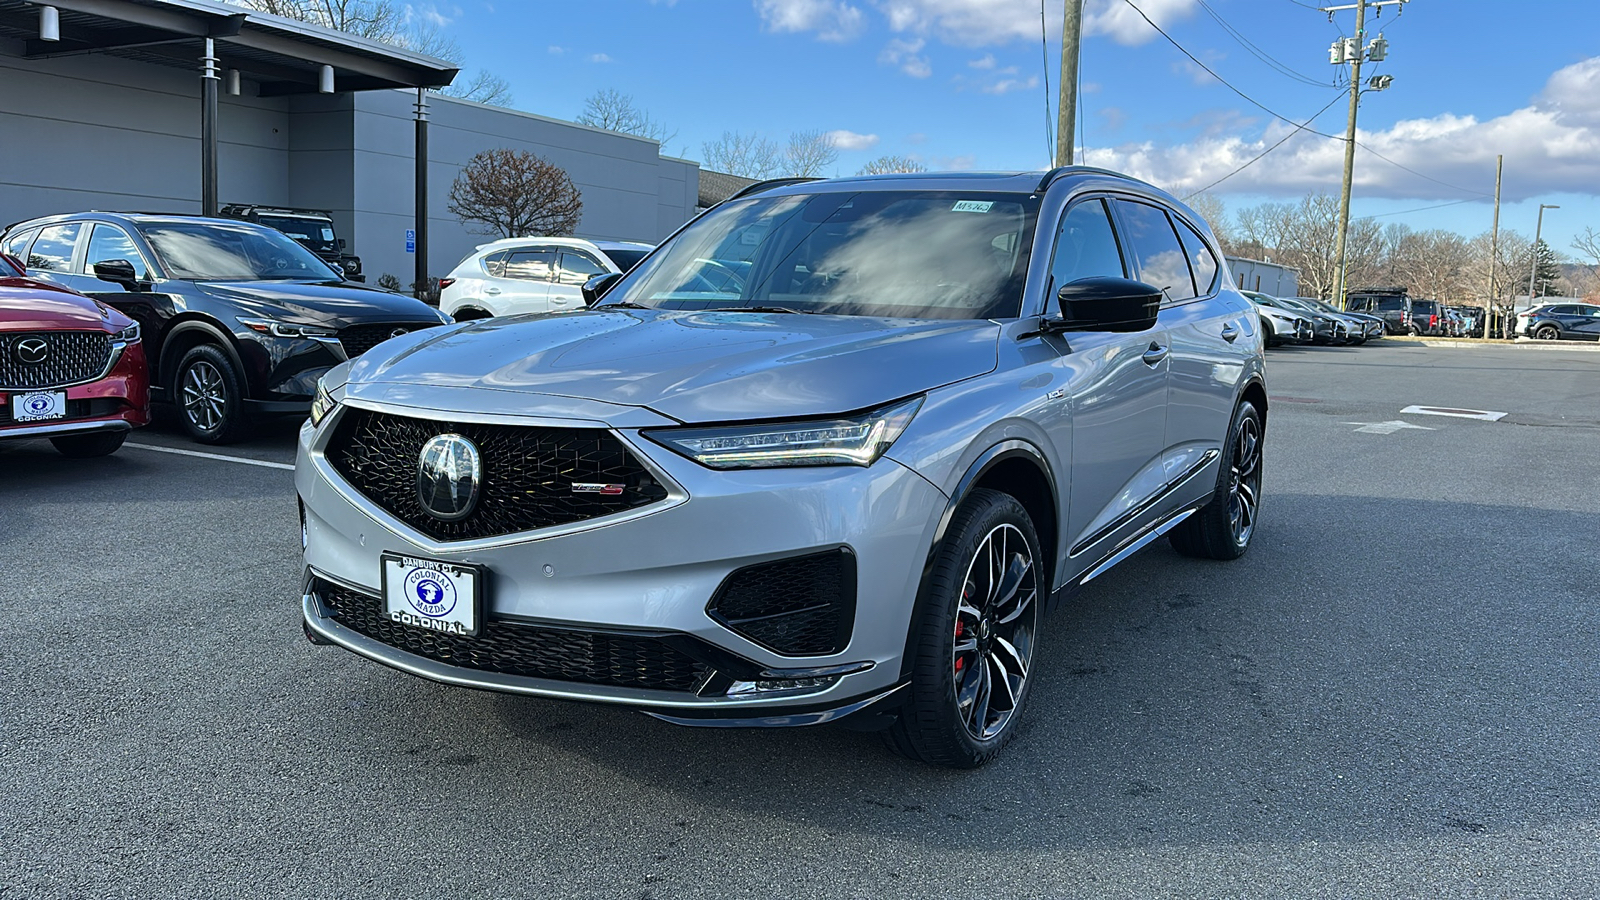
[13,391,67,422]
[381,553,482,637]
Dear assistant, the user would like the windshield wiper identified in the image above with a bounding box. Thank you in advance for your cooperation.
[720,305,810,315]
[597,301,655,310]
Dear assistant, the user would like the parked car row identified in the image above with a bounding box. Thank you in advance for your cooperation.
[1243,291,1384,347]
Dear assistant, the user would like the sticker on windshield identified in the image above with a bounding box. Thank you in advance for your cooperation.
[952,200,994,213]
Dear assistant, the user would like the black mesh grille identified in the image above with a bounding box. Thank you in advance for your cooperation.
[316,581,709,692]
[708,550,856,656]
[327,409,669,541]
[338,323,429,359]
[0,332,114,390]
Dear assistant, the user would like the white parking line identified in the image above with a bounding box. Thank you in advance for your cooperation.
[1343,420,1435,435]
[1400,405,1508,421]
[125,442,295,471]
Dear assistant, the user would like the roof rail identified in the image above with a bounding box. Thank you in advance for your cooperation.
[1035,167,1073,193]
[725,176,822,203]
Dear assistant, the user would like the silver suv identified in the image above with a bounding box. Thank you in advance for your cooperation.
[296,169,1267,768]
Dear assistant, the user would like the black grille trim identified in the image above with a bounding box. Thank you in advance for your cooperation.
[0,332,115,390]
[708,549,857,657]
[337,323,429,359]
[315,580,713,693]
[327,408,670,542]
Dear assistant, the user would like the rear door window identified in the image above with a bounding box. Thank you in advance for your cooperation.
[1173,219,1220,296]
[1111,199,1196,302]
[3,228,38,261]
[27,223,82,272]
[502,249,555,282]
[556,250,608,286]
[481,250,509,277]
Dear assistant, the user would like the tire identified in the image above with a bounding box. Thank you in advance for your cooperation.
[50,430,127,458]
[174,344,250,444]
[1169,400,1263,561]
[1534,325,1559,341]
[885,488,1043,769]
[453,307,492,321]
[1261,320,1280,348]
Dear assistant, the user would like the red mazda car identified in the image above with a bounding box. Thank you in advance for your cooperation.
[1,252,149,456]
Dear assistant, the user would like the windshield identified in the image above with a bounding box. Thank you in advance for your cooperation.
[142,222,339,281]
[258,215,338,254]
[600,248,649,271]
[606,190,1040,319]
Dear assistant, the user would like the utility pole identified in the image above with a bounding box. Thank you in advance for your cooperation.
[1322,0,1404,309]
[1527,203,1559,309]
[1056,0,1083,167]
[1485,154,1501,340]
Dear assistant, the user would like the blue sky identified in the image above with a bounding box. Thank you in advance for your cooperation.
[434,0,1599,254]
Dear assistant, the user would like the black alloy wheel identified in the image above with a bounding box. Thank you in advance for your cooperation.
[175,344,249,444]
[1534,325,1560,341]
[1170,399,1264,561]
[887,488,1041,768]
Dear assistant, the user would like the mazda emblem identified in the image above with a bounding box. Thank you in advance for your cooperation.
[417,433,481,521]
[15,338,49,365]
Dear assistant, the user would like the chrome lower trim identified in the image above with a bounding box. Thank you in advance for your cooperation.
[1070,448,1220,557]
[0,418,132,439]
[1079,506,1197,585]
[644,683,908,728]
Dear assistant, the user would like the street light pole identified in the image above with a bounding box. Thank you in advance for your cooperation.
[1526,203,1559,309]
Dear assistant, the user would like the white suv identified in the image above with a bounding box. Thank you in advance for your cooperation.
[438,237,653,319]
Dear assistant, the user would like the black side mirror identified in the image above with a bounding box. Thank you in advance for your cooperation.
[581,272,623,307]
[1052,276,1162,333]
[93,259,147,292]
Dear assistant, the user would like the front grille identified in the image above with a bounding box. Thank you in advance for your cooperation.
[0,397,122,427]
[708,550,856,656]
[0,332,114,390]
[328,409,669,541]
[317,581,709,692]
[338,323,428,359]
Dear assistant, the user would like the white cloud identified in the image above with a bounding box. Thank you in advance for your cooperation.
[1082,0,1199,46]
[871,0,1196,48]
[879,37,931,77]
[968,53,996,69]
[755,0,866,42]
[907,132,928,144]
[827,129,882,150]
[1082,56,1600,203]
[980,74,1038,95]
[547,45,565,55]
[588,53,613,63]
[405,3,459,28]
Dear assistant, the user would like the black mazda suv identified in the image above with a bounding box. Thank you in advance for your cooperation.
[1,212,449,443]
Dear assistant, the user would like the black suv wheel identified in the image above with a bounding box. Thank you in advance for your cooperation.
[1170,400,1263,560]
[175,344,250,444]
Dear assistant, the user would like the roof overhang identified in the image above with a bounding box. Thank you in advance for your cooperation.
[0,0,458,93]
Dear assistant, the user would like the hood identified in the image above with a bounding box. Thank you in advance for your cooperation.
[191,279,441,325]
[0,279,127,331]
[350,309,1000,423]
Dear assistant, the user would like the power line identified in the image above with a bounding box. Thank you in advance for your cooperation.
[1195,0,1333,88]
[1040,0,1054,163]
[1365,198,1478,218]
[1354,141,1495,197]
[1181,92,1346,198]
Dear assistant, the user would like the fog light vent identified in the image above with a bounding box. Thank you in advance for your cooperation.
[707,549,856,656]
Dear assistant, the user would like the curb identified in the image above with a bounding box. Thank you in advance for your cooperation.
[1415,339,1600,352]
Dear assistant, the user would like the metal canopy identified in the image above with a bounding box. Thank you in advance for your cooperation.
[0,0,458,94]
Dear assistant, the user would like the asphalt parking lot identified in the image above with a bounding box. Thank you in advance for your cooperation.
[3,342,1597,899]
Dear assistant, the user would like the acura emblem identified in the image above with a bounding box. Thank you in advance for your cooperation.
[417,433,481,521]
[390,327,409,339]
[15,338,48,364]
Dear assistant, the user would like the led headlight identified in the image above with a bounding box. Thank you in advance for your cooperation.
[309,379,338,427]
[113,322,140,343]
[237,317,338,339]
[644,397,922,469]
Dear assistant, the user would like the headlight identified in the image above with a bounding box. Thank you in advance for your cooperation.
[309,380,338,427]
[644,397,922,469]
[113,322,140,343]
[238,317,338,339]
[436,309,455,324]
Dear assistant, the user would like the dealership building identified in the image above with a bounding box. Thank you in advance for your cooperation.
[0,0,700,287]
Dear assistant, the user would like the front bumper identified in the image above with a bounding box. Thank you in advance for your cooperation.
[0,339,149,439]
[296,397,948,721]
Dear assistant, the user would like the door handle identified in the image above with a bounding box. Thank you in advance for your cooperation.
[1221,323,1240,343]
[1142,342,1168,366]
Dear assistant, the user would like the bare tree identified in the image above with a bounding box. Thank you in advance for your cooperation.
[1236,193,1383,301]
[448,149,582,238]
[701,131,781,179]
[1184,192,1233,254]
[576,89,675,144]
[1573,227,1600,266]
[440,71,513,106]
[783,129,838,178]
[857,154,927,176]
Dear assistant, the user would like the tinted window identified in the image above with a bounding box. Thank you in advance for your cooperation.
[481,250,509,277]
[3,228,37,261]
[611,190,1040,319]
[1111,200,1195,302]
[28,223,81,272]
[502,249,555,282]
[85,224,151,281]
[600,248,649,271]
[556,250,607,286]
[1377,297,1403,311]
[257,215,337,254]
[1411,301,1438,314]
[1174,218,1220,296]
[1548,305,1578,315]
[1048,199,1125,291]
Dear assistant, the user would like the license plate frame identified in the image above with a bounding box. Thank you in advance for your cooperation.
[13,391,67,422]
[380,553,484,638]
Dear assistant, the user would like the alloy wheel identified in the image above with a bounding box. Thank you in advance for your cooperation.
[1535,326,1558,341]
[952,523,1038,741]
[182,360,227,432]
[1227,415,1262,546]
